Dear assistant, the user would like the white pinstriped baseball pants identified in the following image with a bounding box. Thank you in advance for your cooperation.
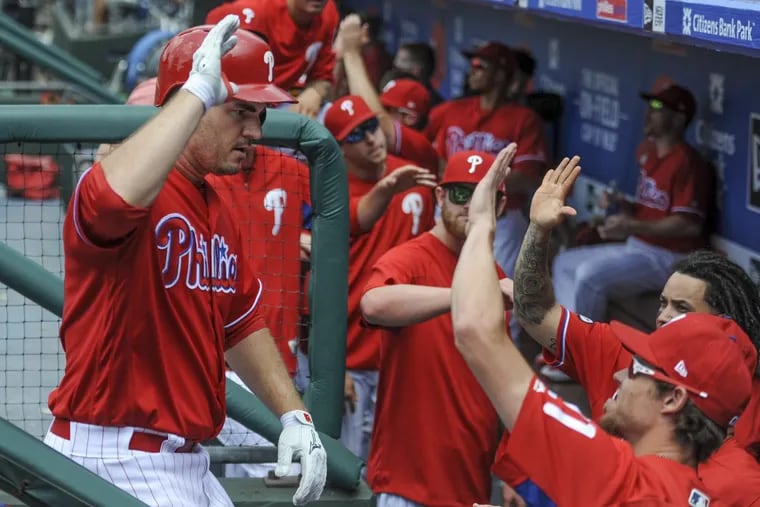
[44,421,233,507]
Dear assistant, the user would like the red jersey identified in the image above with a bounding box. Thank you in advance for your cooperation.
[632,140,712,252]
[735,378,760,454]
[390,120,439,172]
[207,146,310,375]
[364,232,502,507]
[508,377,714,506]
[50,164,265,441]
[235,0,338,92]
[430,96,547,208]
[346,154,435,370]
[536,307,760,505]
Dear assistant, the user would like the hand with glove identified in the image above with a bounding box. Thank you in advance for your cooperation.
[181,14,240,110]
[277,410,327,505]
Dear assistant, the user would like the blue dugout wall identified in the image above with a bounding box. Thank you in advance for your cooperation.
[346,0,760,279]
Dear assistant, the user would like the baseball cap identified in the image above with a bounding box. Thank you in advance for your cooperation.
[323,95,378,142]
[380,79,431,118]
[611,313,755,428]
[440,151,495,186]
[126,77,157,106]
[205,1,261,32]
[462,42,516,73]
[639,84,697,123]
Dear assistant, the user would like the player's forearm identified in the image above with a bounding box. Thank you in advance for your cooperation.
[513,223,563,351]
[628,214,702,238]
[355,183,395,232]
[361,285,451,327]
[342,50,396,146]
[452,222,532,430]
[226,329,305,417]
[101,91,203,208]
[304,80,332,101]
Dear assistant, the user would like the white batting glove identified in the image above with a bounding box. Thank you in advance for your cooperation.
[181,14,240,110]
[277,410,327,505]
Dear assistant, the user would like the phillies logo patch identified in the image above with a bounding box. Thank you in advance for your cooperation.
[467,154,484,173]
[155,213,238,293]
[340,100,355,116]
[445,127,509,157]
[636,169,669,211]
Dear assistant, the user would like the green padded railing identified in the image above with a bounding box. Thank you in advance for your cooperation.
[0,105,359,503]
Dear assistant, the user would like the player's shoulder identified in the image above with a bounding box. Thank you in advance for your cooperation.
[500,101,544,125]
[379,231,436,262]
[321,0,340,24]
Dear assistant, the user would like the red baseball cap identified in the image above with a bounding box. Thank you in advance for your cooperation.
[639,84,697,123]
[323,95,377,142]
[462,42,516,74]
[440,151,495,186]
[205,1,261,32]
[380,79,431,118]
[611,313,756,428]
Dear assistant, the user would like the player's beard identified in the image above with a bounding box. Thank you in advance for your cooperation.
[440,202,467,240]
[598,412,624,438]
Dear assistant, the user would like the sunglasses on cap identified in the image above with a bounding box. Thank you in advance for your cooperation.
[628,356,708,399]
[344,117,380,144]
[445,184,504,206]
[648,99,666,111]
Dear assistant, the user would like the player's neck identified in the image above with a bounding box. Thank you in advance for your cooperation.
[479,89,507,112]
[631,425,696,468]
[652,134,682,158]
[431,221,464,254]
[174,156,207,187]
[348,160,385,182]
[286,0,314,28]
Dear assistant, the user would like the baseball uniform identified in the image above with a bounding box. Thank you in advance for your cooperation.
[527,307,760,505]
[507,377,714,506]
[553,140,713,320]
[205,0,338,93]
[389,121,439,173]
[46,162,265,505]
[364,232,502,507]
[208,146,310,375]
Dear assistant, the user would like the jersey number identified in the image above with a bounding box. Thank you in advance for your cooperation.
[264,188,287,236]
[402,192,424,236]
[534,379,597,439]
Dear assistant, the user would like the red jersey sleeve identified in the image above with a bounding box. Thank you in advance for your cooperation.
[348,196,364,237]
[224,257,267,350]
[542,307,630,419]
[362,243,420,294]
[71,163,149,247]
[669,154,710,219]
[511,110,547,178]
[508,377,648,505]
[396,124,440,172]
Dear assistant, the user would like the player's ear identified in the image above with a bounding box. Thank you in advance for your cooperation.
[659,385,689,416]
[435,185,445,207]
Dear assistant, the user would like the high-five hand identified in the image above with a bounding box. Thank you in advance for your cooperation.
[181,14,240,110]
[466,143,517,231]
[529,156,582,232]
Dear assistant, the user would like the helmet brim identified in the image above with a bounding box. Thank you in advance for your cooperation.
[233,83,297,104]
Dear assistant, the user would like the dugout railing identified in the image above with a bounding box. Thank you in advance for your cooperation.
[0,106,368,506]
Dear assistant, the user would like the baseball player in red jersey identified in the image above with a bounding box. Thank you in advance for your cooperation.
[336,14,438,173]
[44,18,326,506]
[507,159,760,504]
[205,0,338,118]
[321,95,436,460]
[552,84,713,322]
[451,154,754,506]
[359,150,513,507]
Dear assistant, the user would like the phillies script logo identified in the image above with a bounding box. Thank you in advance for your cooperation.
[155,213,238,293]
[636,169,670,211]
[445,127,509,157]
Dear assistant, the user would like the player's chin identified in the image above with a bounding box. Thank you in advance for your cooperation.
[598,411,623,437]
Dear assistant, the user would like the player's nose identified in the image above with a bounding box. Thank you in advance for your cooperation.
[243,118,263,141]
[613,368,628,384]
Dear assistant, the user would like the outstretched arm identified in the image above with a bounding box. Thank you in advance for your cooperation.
[451,143,533,430]
[514,157,582,351]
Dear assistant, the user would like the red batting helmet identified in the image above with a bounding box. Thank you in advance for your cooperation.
[154,25,296,107]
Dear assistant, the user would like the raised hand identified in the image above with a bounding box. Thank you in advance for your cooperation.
[529,156,581,232]
[181,14,240,110]
[467,143,517,230]
[378,165,437,194]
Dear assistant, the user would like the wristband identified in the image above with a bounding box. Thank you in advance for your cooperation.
[181,75,217,111]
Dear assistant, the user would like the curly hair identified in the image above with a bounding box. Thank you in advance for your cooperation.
[655,381,725,463]
[672,250,760,375]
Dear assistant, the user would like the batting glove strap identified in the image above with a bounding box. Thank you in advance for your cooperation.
[280,409,315,428]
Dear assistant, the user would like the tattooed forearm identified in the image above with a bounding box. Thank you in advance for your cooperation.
[514,224,556,325]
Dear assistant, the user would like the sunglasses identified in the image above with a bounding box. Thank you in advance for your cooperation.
[445,185,505,206]
[628,356,708,399]
[344,118,380,144]
[648,99,665,111]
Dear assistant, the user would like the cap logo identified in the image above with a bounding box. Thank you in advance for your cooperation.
[242,7,255,24]
[382,80,396,92]
[263,51,275,83]
[467,154,484,174]
[341,100,355,116]
[674,359,688,378]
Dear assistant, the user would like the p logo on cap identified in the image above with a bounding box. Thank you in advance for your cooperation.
[467,154,484,174]
[440,150,495,186]
[323,95,377,142]
[341,100,355,116]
